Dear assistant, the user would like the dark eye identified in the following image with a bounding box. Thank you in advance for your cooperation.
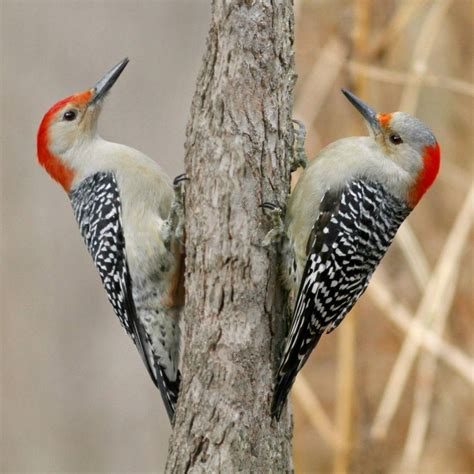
[63,110,77,121]
[389,133,403,145]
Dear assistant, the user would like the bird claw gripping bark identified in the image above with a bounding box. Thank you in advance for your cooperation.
[261,202,286,248]
[164,174,188,247]
[290,119,308,172]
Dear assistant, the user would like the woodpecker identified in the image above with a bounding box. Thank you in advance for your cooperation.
[37,58,185,423]
[266,89,440,419]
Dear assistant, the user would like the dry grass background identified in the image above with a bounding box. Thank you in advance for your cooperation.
[1,1,472,473]
[291,1,473,473]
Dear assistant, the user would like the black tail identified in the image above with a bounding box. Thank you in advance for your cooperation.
[271,370,298,420]
[153,364,181,425]
[271,332,323,420]
[130,312,180,424]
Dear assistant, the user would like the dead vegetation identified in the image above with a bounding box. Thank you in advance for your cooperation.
[291,1,473,472]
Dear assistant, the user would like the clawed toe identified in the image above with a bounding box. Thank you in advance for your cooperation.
[261,202,285,248]
[173,173,189,187]
[261,202,281,213]
[290,119,308,171]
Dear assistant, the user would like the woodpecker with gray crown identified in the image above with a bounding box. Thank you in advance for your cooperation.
[37,58,186,423]
[264,89,440,420]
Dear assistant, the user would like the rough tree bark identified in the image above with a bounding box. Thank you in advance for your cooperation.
[166,2,295,471]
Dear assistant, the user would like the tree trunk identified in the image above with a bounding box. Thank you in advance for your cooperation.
[166,1,295,471]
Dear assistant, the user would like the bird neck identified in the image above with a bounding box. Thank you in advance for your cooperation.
[408,142,440,207]
[37,118,75,192]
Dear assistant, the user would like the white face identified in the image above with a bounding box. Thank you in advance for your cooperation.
[375,112,437,177]
[47,92,101,158]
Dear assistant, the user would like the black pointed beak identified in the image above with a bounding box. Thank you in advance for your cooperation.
[89,58,129,106]
[341,89,381,135]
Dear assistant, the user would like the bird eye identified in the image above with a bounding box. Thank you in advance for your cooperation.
[389,133,403,145]
[63,110,77,121]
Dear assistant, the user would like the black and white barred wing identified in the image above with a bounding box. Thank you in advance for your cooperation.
[272,179,410,418]
[69,173,177,417]
[70,173,133,334]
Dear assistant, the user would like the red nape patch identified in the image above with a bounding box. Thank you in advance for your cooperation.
[36,90,92,192]
[408,142,441,207]
[377,113,392,128]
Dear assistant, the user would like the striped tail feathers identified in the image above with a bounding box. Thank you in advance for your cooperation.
[271,332,322,420]
[152,362,181,424]
[271,370,296,420]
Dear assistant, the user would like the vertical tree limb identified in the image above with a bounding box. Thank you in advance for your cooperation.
[166,2,295,471]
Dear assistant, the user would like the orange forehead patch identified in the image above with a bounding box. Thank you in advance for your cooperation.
[377,113,392,128]
[43,89,92,123]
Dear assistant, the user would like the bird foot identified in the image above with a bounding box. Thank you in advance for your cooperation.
[165,174,188,247]
[261,202,286,247]
[290,119,308,172]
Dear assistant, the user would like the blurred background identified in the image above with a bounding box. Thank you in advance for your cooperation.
[1,0,472,473]
[1,1,209,472]
[291,1,473,473]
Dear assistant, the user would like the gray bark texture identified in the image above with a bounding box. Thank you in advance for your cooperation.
[166,1,295,472]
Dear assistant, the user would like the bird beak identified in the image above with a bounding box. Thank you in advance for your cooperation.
[89,58,129,106]
[341,89,382,136]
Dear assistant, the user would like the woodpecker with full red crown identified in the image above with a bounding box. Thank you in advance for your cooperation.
[37,58,186,423]
[264,89,440,419]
